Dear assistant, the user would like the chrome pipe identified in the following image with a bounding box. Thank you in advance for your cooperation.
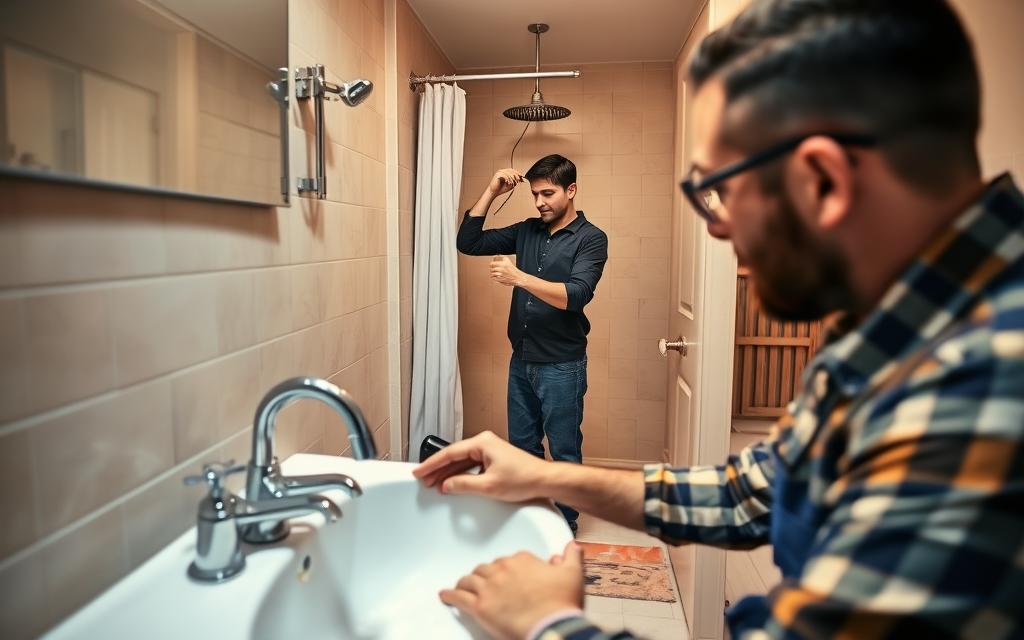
[409,70,580,91]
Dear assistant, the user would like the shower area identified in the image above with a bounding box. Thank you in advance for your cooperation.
[397,2,678,466]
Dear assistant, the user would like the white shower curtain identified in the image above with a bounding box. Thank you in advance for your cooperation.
[410,82,466,454]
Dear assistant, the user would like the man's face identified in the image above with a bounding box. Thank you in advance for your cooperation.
[690,80,854,321]
[529,178,573,225]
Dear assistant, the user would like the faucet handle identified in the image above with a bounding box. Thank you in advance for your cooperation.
[184,460,246,500]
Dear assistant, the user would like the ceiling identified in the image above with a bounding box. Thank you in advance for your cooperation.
[405,0,703,70]
[157,0,287,70]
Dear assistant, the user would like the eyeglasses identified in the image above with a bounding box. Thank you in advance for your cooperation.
[680,132,877,224]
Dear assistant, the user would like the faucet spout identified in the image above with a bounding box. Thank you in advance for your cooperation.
[251,377,377,469]
[282,473,362,498]
[244,377,375,544]
[238,494,342,526]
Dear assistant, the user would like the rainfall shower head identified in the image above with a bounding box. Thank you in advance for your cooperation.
[503,101,571,122]
[502,24,570,122]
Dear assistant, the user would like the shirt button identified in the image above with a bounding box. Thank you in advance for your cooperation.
[537,267,542,272]
[527,300,532,305]
[523,324,527,328]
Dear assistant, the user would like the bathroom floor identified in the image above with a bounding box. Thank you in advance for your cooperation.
[577,515,690,640]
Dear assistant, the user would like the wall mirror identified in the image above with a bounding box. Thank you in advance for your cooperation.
[0,0,289,206]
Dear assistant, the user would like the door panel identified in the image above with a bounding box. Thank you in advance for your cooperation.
[664,4,709,633]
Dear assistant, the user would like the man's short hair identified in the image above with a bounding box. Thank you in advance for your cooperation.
[526,154,577,190]
[688,0,981,193]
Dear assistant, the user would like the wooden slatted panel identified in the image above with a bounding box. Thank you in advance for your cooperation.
[732,270,823,418]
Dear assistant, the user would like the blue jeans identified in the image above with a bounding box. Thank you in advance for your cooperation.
[507,355,587,526]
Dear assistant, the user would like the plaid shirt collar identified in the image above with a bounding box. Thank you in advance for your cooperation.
[819,173,1024,395]
[775,173,1024,464]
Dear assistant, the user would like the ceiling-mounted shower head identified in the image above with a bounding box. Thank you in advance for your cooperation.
[502,23,570,122]
[503,101,571,122]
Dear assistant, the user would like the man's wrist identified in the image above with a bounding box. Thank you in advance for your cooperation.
[535,459,569,500]
[525,607,585,640]
[516,272,534,289]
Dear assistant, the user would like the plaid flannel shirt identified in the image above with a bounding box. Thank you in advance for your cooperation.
[540,173,1024,640]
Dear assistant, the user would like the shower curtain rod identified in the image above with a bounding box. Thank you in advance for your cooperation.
[408,69,580,91]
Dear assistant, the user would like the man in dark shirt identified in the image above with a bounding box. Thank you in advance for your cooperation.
[456,154,608,534]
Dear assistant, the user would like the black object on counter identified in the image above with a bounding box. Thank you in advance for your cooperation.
[418,435,451,462]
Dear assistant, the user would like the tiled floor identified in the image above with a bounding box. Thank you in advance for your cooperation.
[577,515,690,640]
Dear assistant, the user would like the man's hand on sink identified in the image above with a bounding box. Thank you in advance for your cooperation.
[413,430,647,538]
[413,431,551,502]
[439,541,585,640]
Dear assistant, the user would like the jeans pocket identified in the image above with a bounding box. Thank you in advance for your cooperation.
[550,358,585,373]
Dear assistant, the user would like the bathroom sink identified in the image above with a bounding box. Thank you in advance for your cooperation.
[45,454,573,640]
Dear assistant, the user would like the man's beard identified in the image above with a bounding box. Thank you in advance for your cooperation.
[541,201,569,223]
[747,189,857,321]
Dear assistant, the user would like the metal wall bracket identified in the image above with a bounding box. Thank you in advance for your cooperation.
[294,65,327,199]
[294,65,374,200]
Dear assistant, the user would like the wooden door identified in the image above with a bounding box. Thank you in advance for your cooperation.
[732,268,822,419]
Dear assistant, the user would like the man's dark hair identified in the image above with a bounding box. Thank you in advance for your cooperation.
[689,0,981,193]
[525,154,577,190]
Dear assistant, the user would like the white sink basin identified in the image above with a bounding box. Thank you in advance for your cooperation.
[45,454,573,640]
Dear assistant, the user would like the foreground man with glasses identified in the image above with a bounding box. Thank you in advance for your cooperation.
[416,0,1024,637]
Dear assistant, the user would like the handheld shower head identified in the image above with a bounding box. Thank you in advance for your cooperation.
[339,79,373,106]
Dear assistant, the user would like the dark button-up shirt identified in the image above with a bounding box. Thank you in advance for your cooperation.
[457,210,608,363]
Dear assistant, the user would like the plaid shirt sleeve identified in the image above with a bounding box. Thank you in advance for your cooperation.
[642,441,777,549]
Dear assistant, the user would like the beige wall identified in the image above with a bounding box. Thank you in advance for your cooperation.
[395,0,456,458]
[0,0,389,636]
[455,62,675,464]
[950,0,1024,179]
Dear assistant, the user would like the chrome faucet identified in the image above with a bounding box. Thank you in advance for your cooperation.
[243,377,378,543]
[184,461,341,583]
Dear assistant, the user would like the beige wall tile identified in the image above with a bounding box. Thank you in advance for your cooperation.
[0,296,30,422]
[14,184,166,286]
[0,185,23,288]
[0,545,49,638]
[163,200,258,273]
[0,430,36,559]
[214,271,256,353]
[27,289,116,413]
[31,380,174,536]
[253,267,294,341]
[290,264,324,330]
[112,278,219,385]
[170,349,260,462]
[121,464,199,570]
[42,509,128,630]
[637,440,665,462]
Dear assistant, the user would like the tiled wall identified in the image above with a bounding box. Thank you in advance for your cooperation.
[455,62,675,464]
[395,0,456,459]
[0,0,389,636]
